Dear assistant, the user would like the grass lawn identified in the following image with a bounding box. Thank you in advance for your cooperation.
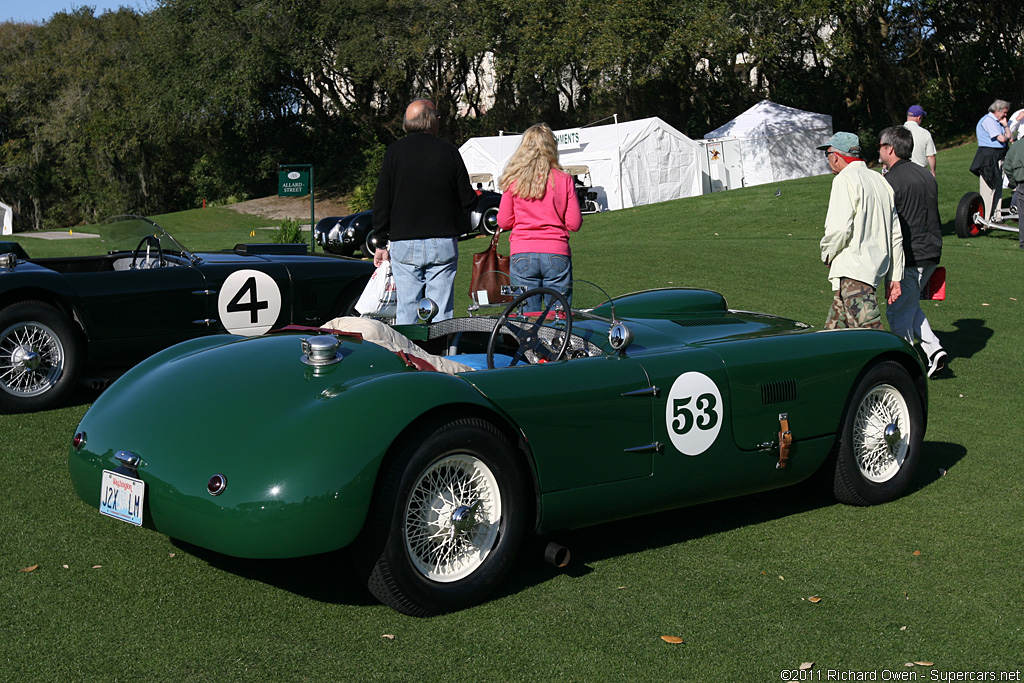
[2,144,1022,681]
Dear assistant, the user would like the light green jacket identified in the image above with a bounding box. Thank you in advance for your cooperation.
[820,160,904,291]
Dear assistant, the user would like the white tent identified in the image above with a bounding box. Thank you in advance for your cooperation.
[704,100,833,187]
[0,201,12,236]
[459,117,703,211]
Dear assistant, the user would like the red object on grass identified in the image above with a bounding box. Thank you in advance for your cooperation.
[921,266,946,301]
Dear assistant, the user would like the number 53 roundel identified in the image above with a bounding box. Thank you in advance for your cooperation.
[665,372,723,456]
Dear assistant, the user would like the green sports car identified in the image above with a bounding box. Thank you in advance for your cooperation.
[67,284,927,616]
[0,216,373,412]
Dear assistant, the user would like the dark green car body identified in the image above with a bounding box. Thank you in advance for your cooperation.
[68,286,928,614]
[0,217,373,411]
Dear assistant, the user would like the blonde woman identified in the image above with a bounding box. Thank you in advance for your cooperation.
[497,124,583,311]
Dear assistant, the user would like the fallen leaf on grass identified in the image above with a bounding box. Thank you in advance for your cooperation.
[914,662,934,667]
[91,565,102,569]
[20,565,39,572]
[938,468,947,476]
[913,550,922,556]
[808,596,822,603]
[62,565,69,569]
[660,635,684,644]
[799,662,814,671]
[900,626,908,631]
[381,634,395,640]
[168,553,175,558]
[779,575,785,580]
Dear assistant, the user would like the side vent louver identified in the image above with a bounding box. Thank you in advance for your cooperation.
[761,379,798,406]
[302,292,317,313]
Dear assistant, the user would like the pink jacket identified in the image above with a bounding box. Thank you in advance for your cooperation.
[497,168,583,256]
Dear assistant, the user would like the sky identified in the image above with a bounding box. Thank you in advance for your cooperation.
[2,1,153,24]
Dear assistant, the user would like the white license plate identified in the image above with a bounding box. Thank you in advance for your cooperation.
[99,470,145,526]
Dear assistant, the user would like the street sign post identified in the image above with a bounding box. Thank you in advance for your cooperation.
[278,164,315,251]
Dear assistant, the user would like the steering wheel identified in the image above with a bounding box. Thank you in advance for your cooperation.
[486,287,572,369]
[131,235,164,270]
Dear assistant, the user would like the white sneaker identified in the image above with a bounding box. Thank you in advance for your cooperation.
[927,349,948,378]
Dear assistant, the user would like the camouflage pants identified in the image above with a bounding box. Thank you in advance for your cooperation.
[824,278,882,330]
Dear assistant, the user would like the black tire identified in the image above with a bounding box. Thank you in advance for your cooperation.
[360,417,528,616]
[478,206,500,236]
[0,301,82,412]
[955,191,986,238]
[833,361,924,506]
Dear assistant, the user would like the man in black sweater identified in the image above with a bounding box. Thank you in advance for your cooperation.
[879,125,948,377]
[373,99,477,323]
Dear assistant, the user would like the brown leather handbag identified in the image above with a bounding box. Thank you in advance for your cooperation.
[468,230,513,306]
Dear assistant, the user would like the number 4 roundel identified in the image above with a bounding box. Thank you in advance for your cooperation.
[217,270,282,336]
[665,372,723,456]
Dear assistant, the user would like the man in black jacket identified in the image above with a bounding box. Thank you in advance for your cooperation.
[373,99,477,323]
[879,126,948,377]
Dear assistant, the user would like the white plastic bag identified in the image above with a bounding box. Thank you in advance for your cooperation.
[355,259,397,317]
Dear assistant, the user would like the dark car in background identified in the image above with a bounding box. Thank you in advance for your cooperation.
[315,175,501,257]
[0,215,373,412]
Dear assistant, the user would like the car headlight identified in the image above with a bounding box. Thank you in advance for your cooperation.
[316,222,343,245]
[342,226,356,243]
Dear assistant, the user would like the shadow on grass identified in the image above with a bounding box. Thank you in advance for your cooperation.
[939,318,993,361]
[171,540,378,607]
[169,440,965,611]
[502,440,967,598]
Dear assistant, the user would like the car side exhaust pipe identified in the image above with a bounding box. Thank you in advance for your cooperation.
[544,542,570,568]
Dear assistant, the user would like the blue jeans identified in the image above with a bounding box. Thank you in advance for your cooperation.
[885,264,944,360]
[510,252,572,312]
[390,238,458,324]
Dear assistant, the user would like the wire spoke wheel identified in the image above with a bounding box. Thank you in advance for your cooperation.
[0,320,65,398]
[852,384,910,483]
[361,418,527,616]
[404,454,501,582]
[833,360,924,506]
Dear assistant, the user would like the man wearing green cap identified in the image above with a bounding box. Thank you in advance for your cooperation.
[818,132,904,330]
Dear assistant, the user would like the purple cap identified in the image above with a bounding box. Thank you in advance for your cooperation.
[907,105,927,117]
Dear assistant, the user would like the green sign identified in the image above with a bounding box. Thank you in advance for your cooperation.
[278,170,310,197]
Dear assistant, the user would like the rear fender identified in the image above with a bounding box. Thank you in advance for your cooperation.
[331,371,541,533]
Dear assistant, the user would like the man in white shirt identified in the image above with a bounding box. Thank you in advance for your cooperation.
[904,105,937,177]
[818,132,904,330]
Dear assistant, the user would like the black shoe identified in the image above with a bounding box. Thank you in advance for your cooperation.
[927,349,948,378]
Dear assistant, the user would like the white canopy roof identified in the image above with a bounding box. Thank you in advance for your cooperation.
[1,200,12,236]
[459,117,703,211]
[704,100,833,186]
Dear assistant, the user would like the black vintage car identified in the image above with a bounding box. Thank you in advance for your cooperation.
[316,175,501,257]
[0,216,373,412]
